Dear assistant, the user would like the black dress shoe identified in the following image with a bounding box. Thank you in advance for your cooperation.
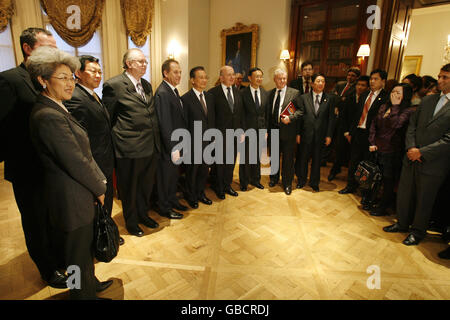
[127,226,145,237]
[96,280,113,292]
[240,186,248,191]
[327,172,337,181]
[284,186,292,195]
[139,216,159,228]
[213,189,225,199]
[46,270,68,289]
[198,195,212,205]
[311,185,320,192]
[160,209,183,219]
[362,202,375,211]
[296,183,305,189]
[370,206,388,216]
[119,237,125,246]
[187,200,199,209]
[383,223,408,233]
[269,181,277,187]
[438,247,450,259]
[403,233,422,246]
[172,203,188,211]
[442,227,450,243]
[338,186,355,194]
[251,182,264,189]
[225,187,238,197]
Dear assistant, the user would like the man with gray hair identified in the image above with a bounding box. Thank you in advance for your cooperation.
[0,28,64,288]
[267,68,302,195]
[103,48,161,237]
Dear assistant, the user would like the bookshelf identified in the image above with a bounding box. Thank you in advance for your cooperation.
[289,0,375,91]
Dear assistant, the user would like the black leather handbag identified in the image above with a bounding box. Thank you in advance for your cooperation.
[354,153,382,190]
[93,202,120,262]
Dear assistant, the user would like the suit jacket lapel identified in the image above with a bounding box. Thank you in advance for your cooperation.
[305,92,316,117]
[163,81,185,120]
[191,89,207,120]
[122,73,147,105]
[428,95,450,125]
[76,84,110,124]
[38,95,87,132]
[18,63,39,96]
[317,93,329,117]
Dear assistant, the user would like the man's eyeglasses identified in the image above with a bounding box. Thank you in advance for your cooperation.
[132,59,149,65]
[85,69,103,76]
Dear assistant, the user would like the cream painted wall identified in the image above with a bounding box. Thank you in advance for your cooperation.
[404,4,450,77]
[208,0,291,90]
[160,0,190,93]
[188,0,210,78]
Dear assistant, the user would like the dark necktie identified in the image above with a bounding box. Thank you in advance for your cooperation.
[254,89,260,109]
[199,92,207,116]
[226,87,234,112]
[174,88,183,108]
[273,89,281,123]
[305,81,310,94]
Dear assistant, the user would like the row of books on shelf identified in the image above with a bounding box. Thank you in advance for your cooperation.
[327,43,354,59]
[329,26,357,40]
[302,45,321,61]
[303,30,324,42]
[326,63,351,77]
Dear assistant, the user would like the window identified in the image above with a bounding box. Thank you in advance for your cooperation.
[45,24,104,97]
[128,36,151,83]
[0,24,17,72]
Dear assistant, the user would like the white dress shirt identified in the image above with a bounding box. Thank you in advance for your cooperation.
[249,85,261,104]
[125,71,143,94]
[193,87,207,106]
[358,89,381,129]
[272,85,287,119]
[221,83,234,103]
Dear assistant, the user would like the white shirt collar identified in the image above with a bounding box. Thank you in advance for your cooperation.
[440,92,450,99]
[164,79,177,92]
[192,87,204,99]
[125,71,141,87]
[276,85,287,94]
[312,91,323,101]
[78,83,95,96]
[221,83,233,92]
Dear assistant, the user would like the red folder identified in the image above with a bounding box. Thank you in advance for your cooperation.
[280,101,297,119]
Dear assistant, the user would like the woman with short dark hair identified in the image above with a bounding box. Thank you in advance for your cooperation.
[27,46,111,299]
[368,84,415,216]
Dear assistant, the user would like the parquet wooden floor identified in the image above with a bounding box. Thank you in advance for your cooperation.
[1,161,449,300]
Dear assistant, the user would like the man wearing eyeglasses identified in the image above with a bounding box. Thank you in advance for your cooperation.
[64,56,124,249]
[103,49,161,237]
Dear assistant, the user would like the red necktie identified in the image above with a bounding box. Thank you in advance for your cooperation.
[341,83,350,96]
[305,81,310,94]
[358,91,374,127]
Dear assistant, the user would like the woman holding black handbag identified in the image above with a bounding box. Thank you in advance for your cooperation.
[27,47,113,300]
[368,84,415,216]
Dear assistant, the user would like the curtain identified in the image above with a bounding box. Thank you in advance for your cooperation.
[40,0,105,47]
[121,0,154,47]
[0,0,14,33]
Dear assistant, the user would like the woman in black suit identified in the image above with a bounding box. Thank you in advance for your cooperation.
[26,47,111,300]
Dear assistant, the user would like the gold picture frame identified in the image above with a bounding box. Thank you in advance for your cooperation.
[400,55,423,80]
[221,23,259,83]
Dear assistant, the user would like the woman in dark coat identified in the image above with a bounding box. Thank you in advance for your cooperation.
[26,46,111,300]
[368,83,415,216]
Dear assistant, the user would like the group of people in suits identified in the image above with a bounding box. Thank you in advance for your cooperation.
[1,27,449,300]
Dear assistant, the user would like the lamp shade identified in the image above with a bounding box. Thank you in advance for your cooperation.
[280,50,290,60]
[357,44,370,57]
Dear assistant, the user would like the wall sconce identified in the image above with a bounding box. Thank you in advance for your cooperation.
[167,40,181,60]
[357,44,370,61]
[444,34,450,64]
[280,50,290,62]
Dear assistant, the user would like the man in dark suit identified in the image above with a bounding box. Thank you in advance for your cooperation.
[289,61,313,95]
[296,73,336,192]
[339,69,388,209]
[208,65,245,199]
[182,66,215,208]
[103,48,161,237]
[239,67,268,190]
[267,69,303,195]
[154,59,186,219]
[64,55,124,246]
[0,28,66,288]
[328,67,361,181]
[384,64,450,246]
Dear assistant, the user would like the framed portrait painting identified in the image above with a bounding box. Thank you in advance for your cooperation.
[221,23,259,83]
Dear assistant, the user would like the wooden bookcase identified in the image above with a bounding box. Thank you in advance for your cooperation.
[289,0,376,91]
